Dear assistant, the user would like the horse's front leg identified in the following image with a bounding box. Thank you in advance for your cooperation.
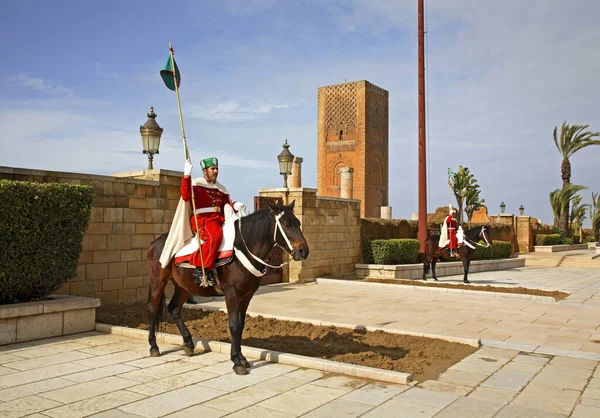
[147,285,166,357]
[167,285,195,356]
[462,252,471,284]
[225,292,248,375]
[422,256,430,281]
[236,297,253,369]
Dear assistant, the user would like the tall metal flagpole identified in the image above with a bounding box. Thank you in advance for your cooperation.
[417,0,428,254]
[168,43,207,286]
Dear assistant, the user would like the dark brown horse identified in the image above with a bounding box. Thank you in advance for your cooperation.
[146,200,309,375]
[422,225,492,284]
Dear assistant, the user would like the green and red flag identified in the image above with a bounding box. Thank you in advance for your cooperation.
[160,50,181,91]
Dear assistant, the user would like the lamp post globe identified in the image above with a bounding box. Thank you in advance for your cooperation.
[140,106,163,170]
[500,201,506,214]
[277,139,294,188]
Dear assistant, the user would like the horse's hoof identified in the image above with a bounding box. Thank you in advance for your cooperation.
[150,348,160,357]
[433,278,439,282]
[464,280,470,284]
[233,365,249,375]
[422,278,427,281]
[242,359,251,368]
[184,346,194,356]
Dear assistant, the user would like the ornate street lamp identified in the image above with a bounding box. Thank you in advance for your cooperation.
[500,202,506,214]
[519,205,525,216]
[277,139,294,188]
[139,106,163,170]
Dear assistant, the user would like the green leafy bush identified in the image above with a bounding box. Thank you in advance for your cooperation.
[470,241,512,261]
[362,239,420,264]
[0,180,93,304]
[572,236,580,244]
[584,236,596,243]
[535,234,563,246]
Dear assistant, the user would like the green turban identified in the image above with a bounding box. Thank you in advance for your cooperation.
[200,157,218,169]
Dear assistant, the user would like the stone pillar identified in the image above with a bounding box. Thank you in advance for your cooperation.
[339,167,354,199]
[381,206,392,219]
[289,156,303,188]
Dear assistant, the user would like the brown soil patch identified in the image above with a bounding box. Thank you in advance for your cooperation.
[96,302,478,382]
[358,278,569,301]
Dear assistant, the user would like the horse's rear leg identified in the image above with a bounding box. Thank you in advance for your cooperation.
[431,257,439,281]
[225,292,249,375]
[167,285,195,356]
[236,298,252,369]
[462,256,471,284]
[422,256,430,281]
[147,285,166,357]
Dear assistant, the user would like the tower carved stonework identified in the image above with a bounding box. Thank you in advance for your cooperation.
[317,80,389,218]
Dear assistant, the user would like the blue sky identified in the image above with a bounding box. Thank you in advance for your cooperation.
[1,0,600,227]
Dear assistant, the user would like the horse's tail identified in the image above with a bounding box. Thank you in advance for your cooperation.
[146,285,167,335]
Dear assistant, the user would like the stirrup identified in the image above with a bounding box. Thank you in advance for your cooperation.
[193,268,217,287]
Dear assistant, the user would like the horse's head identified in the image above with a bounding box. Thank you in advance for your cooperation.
[267,200,309,261]
[479,225,492,247]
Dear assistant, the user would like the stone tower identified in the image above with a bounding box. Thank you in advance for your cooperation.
[317,80,389,218]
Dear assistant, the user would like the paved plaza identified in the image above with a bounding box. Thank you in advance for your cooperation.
[2,261,600,416]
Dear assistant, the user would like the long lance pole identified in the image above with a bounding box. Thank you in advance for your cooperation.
[169,42,207,286]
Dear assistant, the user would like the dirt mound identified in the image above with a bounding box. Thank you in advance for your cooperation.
[96,303,478,382]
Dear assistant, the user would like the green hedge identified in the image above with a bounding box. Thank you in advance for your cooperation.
[0,180,94,304]
[535,234,563,246]
[470,241,512,261]
[362,239,420,264]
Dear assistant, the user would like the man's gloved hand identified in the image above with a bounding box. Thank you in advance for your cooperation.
[233,201,249,216]
[184,159,193,176]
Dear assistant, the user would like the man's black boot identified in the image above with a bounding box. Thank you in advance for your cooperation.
[193,268,217,287]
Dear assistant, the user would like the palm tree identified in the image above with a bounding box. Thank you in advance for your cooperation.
[449,165,483,224]
[464,186,485,226]
[549,185,586,232]
[549,189,562,228]
[591,191,600,242]
[553,122,600,236]
[570,194,587,240]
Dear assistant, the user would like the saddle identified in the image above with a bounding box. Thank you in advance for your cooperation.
[174,203,247,268]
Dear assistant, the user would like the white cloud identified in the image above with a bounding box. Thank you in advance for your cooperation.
[13,73,74,96]
[190,99,302,122]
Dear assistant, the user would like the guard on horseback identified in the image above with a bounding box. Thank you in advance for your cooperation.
[163,157,247,287]
[439,204,463,257]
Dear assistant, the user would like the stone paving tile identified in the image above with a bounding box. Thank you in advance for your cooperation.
[481,369,535,391]
[282,368,326,382]
[180,351,230,366]
[512,354,551,365]
[570,403,600,417]
[417,380,472,397]
[203,386,280,413]
[200,370,272,393]
[0,394,63,418]
[72,350,147,369]
[511,382,581,416]
[0,376,75,402]
[301,398,373,417]
[433,396,504,418]
[253,376,307,393]
[467,386,517,405]
[223,405,296,417]
[494,404,567,417]
[0,353,27,363]
[196,360,239,376]
[501,361,545,374]
[580,394,600,408]
[90,410,147,418]
[360,398,441,418]
[126,369,220,397]
[583,386,600,400]
[161,404,228,417]
[119,383,227,418]
[309,374,367,391]
[40,376,139,404]
[256,383,347,416]
[437,369,488,387]
[341,382,407,406]
[117,360,199,383]
[43,390,146,418]
[0,365,18,376]
[394,387,459,409]
[4,350,94,371]
[448,359,504,376]
[0,362,91,389]
[531,372,589,391]
[549,356,598,370]
[11,342,92,359]
[61,363,139,383]
[243,361,298,378]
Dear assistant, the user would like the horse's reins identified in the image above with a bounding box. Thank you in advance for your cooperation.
[233,211,294,277]
[463,226,491,249]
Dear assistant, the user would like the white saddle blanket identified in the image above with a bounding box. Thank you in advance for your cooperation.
[174,203,248,259]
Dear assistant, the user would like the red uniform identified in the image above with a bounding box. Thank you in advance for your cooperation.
[445,214,459,249]
[174,176,231,270]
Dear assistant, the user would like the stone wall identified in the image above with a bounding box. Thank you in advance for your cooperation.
[0,166,182,305]
[258,188,361,281]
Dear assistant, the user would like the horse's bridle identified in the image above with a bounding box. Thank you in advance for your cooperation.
[233,211,295,277]
[463,226,492,249]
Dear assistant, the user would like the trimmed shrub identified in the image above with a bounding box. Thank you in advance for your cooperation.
[0,180,94,304]
[584,236,596,243]
[572,236,580,244]
[535,234,563,246]
[362,239,420,264]
[470,241,512,261]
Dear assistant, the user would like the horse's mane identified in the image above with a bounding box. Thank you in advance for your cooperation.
[235,207,273,248]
